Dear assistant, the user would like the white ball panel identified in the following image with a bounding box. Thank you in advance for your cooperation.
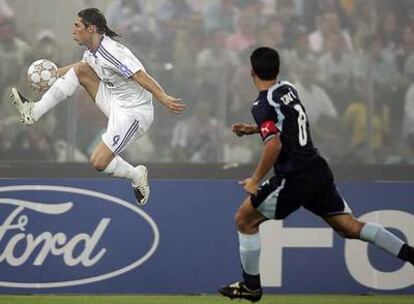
[30,72,41,83]
[40,70,52,80]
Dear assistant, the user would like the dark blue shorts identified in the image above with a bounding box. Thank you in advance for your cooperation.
[251,156,351,219]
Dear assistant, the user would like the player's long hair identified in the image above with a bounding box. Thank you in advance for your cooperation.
[78,8,121,39]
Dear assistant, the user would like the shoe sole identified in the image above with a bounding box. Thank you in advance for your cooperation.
[218,291,261,303]
[218,286,262,303]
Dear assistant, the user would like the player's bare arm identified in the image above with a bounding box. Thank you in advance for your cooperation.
[232,123,259,137]
[239,135,281,195]
[132,70,185,114]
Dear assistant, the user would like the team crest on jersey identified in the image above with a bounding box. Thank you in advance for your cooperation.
[119,64,128,72]
[118,64,131,77]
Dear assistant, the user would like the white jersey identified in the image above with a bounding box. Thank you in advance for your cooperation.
[83,35,152,108]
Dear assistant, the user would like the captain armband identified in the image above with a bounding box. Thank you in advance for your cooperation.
[259,120,279,142]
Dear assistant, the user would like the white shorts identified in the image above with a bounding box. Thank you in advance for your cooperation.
[95,82,154,155]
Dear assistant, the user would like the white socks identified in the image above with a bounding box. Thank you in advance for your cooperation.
[32,67,80,121]
[360,222,405,256]
[103,156,142,185]
[239,232,261,275]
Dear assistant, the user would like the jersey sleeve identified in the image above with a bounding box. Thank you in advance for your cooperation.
[98,43,144,78]
[252,103,280,143]
[117,47,144,78]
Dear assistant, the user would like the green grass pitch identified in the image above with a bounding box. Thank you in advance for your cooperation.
[0,295,413,304]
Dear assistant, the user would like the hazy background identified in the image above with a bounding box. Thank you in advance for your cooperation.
[1,0,414,166]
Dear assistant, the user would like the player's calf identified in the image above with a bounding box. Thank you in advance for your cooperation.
[9,88,36,126]
[398,244,414,266]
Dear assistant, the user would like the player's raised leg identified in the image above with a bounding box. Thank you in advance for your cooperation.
[90,142,149,206]
[91,93,152,206]
[324,214,414,265]
[9,62,97,125]
[219,197,266,302]
[84,63,151,205]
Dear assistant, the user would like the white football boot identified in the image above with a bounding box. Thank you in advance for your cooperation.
[10,88,36,126]
[133,165,150,206]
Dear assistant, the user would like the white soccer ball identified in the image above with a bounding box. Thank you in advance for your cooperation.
[27,59,58,92]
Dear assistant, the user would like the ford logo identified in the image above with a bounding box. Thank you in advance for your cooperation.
[0,185,159,288]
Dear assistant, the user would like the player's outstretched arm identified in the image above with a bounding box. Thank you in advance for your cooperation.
[232,123,259,137]
[132,70,185,114]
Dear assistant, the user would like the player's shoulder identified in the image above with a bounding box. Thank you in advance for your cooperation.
[101,35,130,54]
[269,80,300,105]
[253,81,300,111]
[272,80,298,95]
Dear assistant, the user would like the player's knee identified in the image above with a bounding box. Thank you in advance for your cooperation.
[235,212,258,234]
[74,62,93,80]
[235,211,249,233]
[337,220,363,239]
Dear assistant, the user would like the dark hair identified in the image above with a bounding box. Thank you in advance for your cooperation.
[250,47,280,80]
[77,8,121,38]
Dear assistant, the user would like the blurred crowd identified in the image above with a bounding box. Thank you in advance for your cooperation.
[1,0,414,165]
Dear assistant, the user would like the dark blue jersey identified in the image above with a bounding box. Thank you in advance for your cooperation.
[251,81,319,176]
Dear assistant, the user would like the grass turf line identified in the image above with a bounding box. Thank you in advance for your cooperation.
[0,295,413,304]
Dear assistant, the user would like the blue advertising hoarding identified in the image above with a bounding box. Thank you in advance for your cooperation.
[0,179,412,294]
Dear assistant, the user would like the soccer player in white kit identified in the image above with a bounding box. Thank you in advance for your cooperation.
[10,8,185,206]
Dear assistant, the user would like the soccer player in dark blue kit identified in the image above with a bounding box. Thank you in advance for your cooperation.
[218,47,414,302]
